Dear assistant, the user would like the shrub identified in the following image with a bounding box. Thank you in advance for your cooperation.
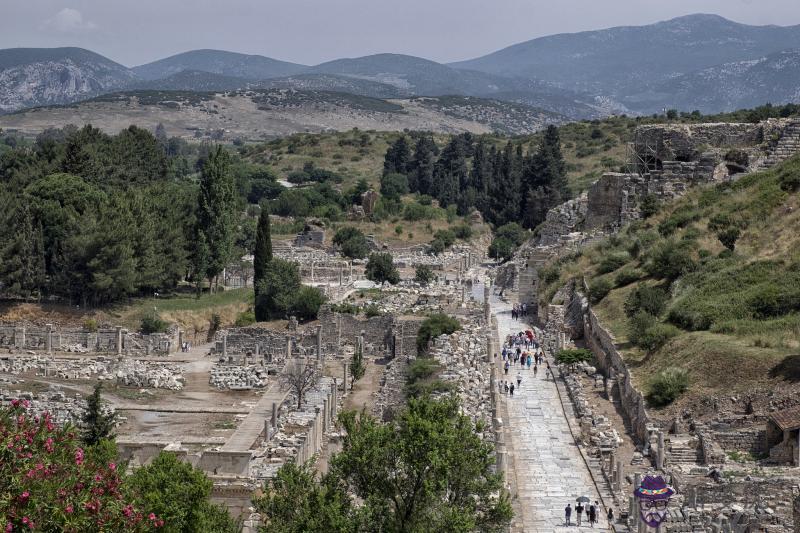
[639,195,660,218]
[556,349,593,365]
[83,318,98,332]
[614,267,643,287]
[365,253,400,285]
[624,285,669,318]
[330,302,359,314]
[644,240,697,280]
[234,310,256,327]
[433,229,456,248]
[416,313,461,354]
[403,202,439,221]
[658,207,700,236]
[140,312,168,335]
[395,225,403,235]
[255,258,301,320]
[380,173,409,200]
[717,227,741,251]
[290,286,327,321]
[597,252,630,274]
[539,265,560,285]
[588,278,613,304]
[648,367,689,407]
[414,265,436,285]
[364,304,382,318]
[488,237,514,262]
[452,224,473,240]
[628,312,679,352]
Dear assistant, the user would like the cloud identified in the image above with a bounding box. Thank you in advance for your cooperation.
[43,8,97,32]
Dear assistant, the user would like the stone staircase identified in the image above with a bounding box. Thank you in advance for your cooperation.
[667,438,702,465]
[759,119,800,169]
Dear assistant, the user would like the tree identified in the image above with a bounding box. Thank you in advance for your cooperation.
[351,343,366,383]
[81,383,118,447]
[253,209,273,294]
[365,253,400,285]
[196,146,236,291]
[414,265,435,286]
[255,258,301,321]
[333,227,369,260]
[290,285,327,321]
[254,461,353,533]
[380,172,409,201]
[331,396,512,532]
[281,360,319,409]
[125,452,239,533]
[383,136,411,175]
[410,135,437,195]
[0,202,45,298]
[416,313,461,354]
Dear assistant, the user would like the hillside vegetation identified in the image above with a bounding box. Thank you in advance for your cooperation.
[539,155,800,407]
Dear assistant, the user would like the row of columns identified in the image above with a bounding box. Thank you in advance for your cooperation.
[8,324,125,355]
[293,381,339,464]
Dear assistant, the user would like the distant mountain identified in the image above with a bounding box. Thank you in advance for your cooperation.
[634,49,800,113]
[133,70,254,92]
[132,49,307,81]
[0,47,135,112]
[452,14,800,110]
[256,73,410,99]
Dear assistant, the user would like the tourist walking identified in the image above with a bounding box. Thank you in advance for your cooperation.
[589,502,597,527]
[564,503,572,526]
[509,383,515,396]
[534,364,538,377]
[516,372,522,387]
[526,354,532,369]
[504,361,510,375]
[576,503,584,526]
[607,507,614,524]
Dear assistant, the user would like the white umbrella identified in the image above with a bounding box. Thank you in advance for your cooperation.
[576,495,591,503]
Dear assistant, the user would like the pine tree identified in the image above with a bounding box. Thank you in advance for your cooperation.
[0,203,45,298]
[253,208,273,297]
[383,136,411,176]
[433,137,468,207]
[410,136,437,195]
[196,146,235,291]
[82,383,118,446]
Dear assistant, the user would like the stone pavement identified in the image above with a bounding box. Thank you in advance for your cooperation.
[492,295,607,532]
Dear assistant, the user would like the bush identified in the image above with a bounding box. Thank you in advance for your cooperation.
[433,229,455,248]
[235,310,256,327]
[415,265,436,285]
[556,349,593,365]
[365,253,400,285]
[364,304,382,318]
[403,202,439,221]
[416,313,461,354]
[538,265,560,285]
[380,173,409,200]
[597,252,630,274]
[588,278,613,304]
[452,224,473,240]
[614,267,643,287]
[488,237,515,262]
[290,286,327,321]
[648,367,689,407]
[658,207,700,236]
[624,285,669,318]
[717,227,741,251]
[255,258,301,320]
[644,240,697,280]
[83,318,98,332]
[140,312,168,334]
[628,312,679,352]
[639,195,660,218]
[333,227,370,259]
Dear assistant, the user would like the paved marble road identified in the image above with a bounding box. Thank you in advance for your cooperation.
[493,295,607,532]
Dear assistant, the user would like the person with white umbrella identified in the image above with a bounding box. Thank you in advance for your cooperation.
[575,496,590,526]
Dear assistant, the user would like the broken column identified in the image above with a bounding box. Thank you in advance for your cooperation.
[656,430,665,471]
[343,361,349,392]
[615,461,623,492]
[286,337,292,359]
[317,326,323,359]
[115,326,123,355]
[483,283,491,322]
[271,402,277,429]
[14,325,25,349]
[45,324,53,353]
[222,334,228,359]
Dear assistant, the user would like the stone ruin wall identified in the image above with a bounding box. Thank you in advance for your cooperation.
[0,323,177,355]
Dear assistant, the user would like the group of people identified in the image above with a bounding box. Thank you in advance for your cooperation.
[511,302,529,320]
[565,501,613,527]
[501,331,550,380]
[180,341,192,352]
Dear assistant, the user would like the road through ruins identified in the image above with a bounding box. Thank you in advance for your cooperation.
[491,293,605,532]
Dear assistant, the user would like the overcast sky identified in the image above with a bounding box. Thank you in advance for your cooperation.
[3,0,800,67]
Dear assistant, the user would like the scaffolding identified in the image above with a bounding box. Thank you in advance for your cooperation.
[626,133,665,177]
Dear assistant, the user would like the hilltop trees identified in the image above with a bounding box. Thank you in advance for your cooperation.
[383,128,567,230]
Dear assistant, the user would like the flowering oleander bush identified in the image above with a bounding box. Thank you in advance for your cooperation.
[0,400,162,532]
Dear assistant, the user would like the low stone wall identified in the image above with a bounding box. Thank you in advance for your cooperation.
[0,323,177,355]
[708,428,767,456]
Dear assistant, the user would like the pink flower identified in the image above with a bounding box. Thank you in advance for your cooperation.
[5,523,11,533]
[108,462,116,471]
[123,504,134,518]
[74,448,84,465]
[149,513,156,521]
[22,400,30,408]
[65,505,73,514]
[45,438,54,453]
[11,399,19,407]
[19,490,30,503]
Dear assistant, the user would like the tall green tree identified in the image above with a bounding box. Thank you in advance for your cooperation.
[0,202,45,298]
[253,208,273,296]
[410,136,437,195]
[383,136,411,176]
[195,146,236,292]
[81,383,117,446]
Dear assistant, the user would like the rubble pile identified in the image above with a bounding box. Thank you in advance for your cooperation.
[561,366,623,451]
[209,364,268,390]
[114,360,184,390]
[0,388,112,428]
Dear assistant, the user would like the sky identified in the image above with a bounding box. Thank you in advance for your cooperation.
[3,0,800,67]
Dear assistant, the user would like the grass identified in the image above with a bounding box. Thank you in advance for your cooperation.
[539,155,800,404]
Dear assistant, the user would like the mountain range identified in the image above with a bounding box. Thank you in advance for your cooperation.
[1,14,799,119]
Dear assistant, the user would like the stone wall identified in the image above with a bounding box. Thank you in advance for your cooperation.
[634,123,764,163]
[708,428,767,456]
[0,323,176,355]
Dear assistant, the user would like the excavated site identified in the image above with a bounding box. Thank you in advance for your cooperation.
[1,118,799,531]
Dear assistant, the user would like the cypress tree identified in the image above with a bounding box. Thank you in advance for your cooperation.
[196,146,235,292]
[411,136,437,195]
[81,383,117,446]
[253,208,273,296]
[383,136,411,176]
